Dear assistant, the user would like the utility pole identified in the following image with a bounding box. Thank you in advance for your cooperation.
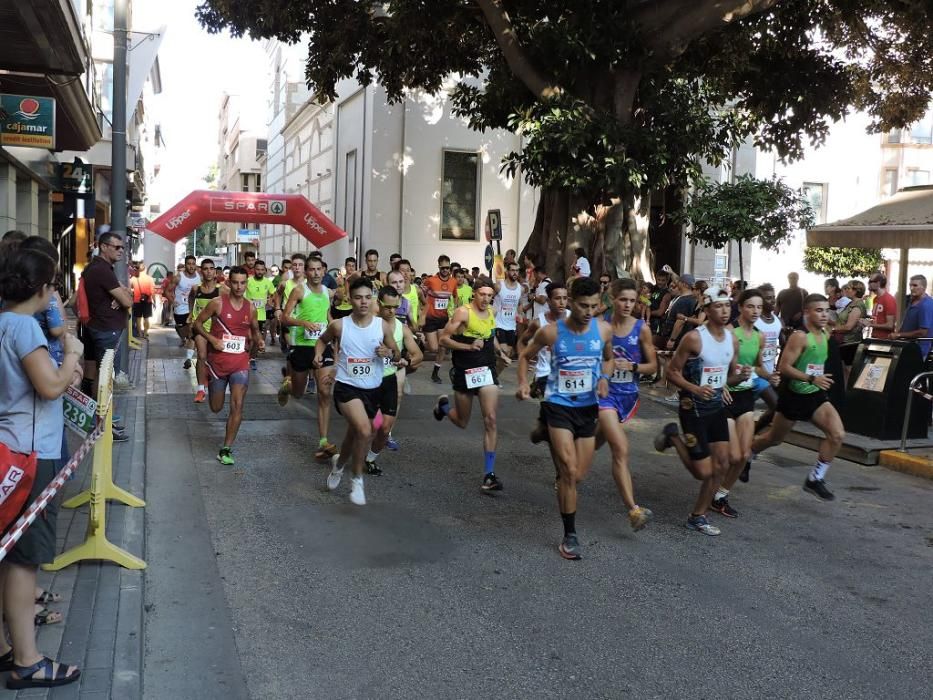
[112,0,129,373]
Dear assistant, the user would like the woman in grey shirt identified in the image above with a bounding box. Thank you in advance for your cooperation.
[0,248,82,689]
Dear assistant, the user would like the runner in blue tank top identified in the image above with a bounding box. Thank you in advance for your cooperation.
[517,277,613,561]
[594,279,658,532]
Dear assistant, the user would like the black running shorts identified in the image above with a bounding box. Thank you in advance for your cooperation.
[376,373,399,416]
[540,401,598,439]
[495,328,517,347]
[725,389,756,420]
[776,388,828,423]
[333,381,380,419]
[423,315,448,333]
[678,408,729,461]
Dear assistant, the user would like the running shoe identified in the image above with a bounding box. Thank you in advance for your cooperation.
[365,460,383,476]
[182,359,192,370]
[277,377,291,407]
[307,378,317,395]
[112,429,129,443]
[326,455,344,491]
[558,534,582,560]
[481,472,503,493]
[386,436,400,451]
[194,389,206,404]
[686,514,721,536]
[529,421,549,444]
[739,461,751,483]
[403,379,412,395]
[250,359,257,371]
[315,442,338,461]
[217,447,234,466]
[433,395,449,421]
[803,478,835,501]
[628,506,653,532]
[431,371,442,384]
[350,476,366,505]
[653,422,680,452]
[711,497,738,518]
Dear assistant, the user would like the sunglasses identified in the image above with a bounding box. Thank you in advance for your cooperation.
[104,243,125,250]
[381,304,401,309]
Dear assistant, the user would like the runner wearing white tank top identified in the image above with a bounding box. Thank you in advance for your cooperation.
[494,263,524,364]
[313,278,400,506]
[516,281,569,403]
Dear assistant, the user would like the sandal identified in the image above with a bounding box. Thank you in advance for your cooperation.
[6,656,80,689]
[35,608,63,626]
[35,589,62,605]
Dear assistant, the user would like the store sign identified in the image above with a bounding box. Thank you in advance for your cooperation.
[54,159,93,193]
[237,229,260,246]
[62,386,97,437]
[0,94,55,149]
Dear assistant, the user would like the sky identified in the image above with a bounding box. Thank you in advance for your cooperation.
[135,0,268,209]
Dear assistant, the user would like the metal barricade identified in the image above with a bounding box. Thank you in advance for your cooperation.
[899,368,933,452]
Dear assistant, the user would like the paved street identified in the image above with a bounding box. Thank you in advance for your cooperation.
[140,330,933,700]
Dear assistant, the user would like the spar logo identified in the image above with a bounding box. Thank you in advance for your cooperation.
[165,209,192,230]
[211,198,287,215]
[0,465,24,505]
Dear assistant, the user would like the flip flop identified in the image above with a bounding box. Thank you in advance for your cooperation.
[35,589,62,605]
[35,608,63,627]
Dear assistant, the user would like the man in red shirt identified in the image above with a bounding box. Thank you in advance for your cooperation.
[863,272,897,339]
[423,254,458,383]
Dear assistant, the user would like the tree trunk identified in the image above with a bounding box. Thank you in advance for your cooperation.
[520,187,653,282]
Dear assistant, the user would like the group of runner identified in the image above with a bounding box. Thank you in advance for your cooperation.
[167,248,847,560]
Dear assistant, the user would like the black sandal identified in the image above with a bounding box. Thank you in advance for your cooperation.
[6,656,80,689]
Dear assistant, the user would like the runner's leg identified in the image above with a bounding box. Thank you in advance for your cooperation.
[336,399,373,478]
[223,379,248,448]
[597,411,636,511]
[446,391,474,429]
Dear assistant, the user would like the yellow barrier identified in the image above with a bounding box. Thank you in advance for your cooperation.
[43,350,146,571]
[127,312,142,350]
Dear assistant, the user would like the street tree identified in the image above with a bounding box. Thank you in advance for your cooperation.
[802,246,885,278]
[196,1,933,279]
[185,221,218,258]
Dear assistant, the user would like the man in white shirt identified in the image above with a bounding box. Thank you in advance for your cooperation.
[573,247,591,278]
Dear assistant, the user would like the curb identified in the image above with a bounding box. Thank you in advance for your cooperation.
[878,450,933,480]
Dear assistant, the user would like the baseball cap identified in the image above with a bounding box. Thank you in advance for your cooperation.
[680,273,696,286]
[702,285,730,306]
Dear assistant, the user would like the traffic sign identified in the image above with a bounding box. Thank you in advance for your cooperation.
[484,245,494,273]
[147,262,168,285]
[485,209,502,242]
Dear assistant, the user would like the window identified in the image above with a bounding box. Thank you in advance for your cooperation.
[241,174,250,192]
[255,174,262,192]
[802,182,828,225]
[255,139,267,160]
[886,130,902,144]
[907,169,930,187]
[910,112,933,144]
[882,169,898,197]
[441,151,480,240]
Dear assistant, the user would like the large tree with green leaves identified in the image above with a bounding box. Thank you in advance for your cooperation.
[197,0,933,279]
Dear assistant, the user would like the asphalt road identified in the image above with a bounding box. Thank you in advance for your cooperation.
[144,336,933,700]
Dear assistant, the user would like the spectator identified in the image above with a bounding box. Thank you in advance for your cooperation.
[648,269,674,334]
[864,272,897,338]
[776,272,808,329]
[160,271,175,326]
[530,265,552,318]
[891,274,933,359]
[657,273,698,351]
[130,261,154,340]
[832,280,867,346]
[0,247,82,689]
[572,247,591,278]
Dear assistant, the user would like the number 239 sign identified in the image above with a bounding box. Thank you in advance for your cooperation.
[63,385,98,437]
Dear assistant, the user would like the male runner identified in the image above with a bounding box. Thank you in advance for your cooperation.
[281,255,338,459]
[594,278,656,531]
[743,282,783,481]
[654,286,747,536]
[384,268,421,448]
[245,260,275,370]
[189,259,225,403]
[450,267,474,312]
[424,255,458,383]
[317,278,400,505]
[360,248,386,288]
[365,285,423,475]
[713,288,768,517]
[493,261,524,371]
[518,281,568,400]
[434,281,510,492]
[516,277,613,560]
[750,294,844,501]
[174,255,201,365]
[192,266,263,466]
[274,253,306,355]
[396,260,425,333]
[243,250,256,274]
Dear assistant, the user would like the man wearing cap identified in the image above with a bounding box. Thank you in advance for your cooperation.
[653,285,749,536]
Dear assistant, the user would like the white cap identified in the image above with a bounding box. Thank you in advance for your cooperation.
[702,286,730,306]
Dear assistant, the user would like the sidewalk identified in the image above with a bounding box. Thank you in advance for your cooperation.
[0,341,147,700]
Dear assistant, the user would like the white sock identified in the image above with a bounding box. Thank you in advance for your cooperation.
[434,362,441,369]
[196,384,204,392]
[185,348,194,360]
[809,460,830,481]
[366,450,379,462]
[715,487,729,501]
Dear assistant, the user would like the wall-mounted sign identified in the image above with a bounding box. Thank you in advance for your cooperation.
[237,229,260,246]
[54,159,93,193]
[0,94,55,149]
[485,209,502,242]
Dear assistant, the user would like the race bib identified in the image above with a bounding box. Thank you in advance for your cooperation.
[465,366,494,388]
[558,369,592,394]
[304,325,323,341]
[434,297,449,311]
[501,305,516,319]
[611,367,634,384]
[383,355,393,369]
[762,346,778,363]
[251,299,263,310]
[702,365,726,388]
[805,363,824,377]
[221,334,246,354]
[348,357,375,376]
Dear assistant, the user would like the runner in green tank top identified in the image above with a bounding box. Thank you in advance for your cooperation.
[190,259,225,404]
[281,255,339,460]
[396,259,424,330]
[715,289,767,519]
[751,293,844,502]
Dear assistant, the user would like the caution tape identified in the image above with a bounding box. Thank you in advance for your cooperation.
[0,409,108,563]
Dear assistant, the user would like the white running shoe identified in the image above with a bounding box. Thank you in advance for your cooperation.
[326,454,344,491]
[350,476,366,506]
[403,378,412,395]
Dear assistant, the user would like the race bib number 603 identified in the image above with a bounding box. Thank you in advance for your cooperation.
[222,334,246,354]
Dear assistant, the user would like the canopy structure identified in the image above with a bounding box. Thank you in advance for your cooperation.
[806,185,933,312]
[147,190,346,249]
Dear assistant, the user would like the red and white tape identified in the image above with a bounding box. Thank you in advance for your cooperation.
[0,412,109,562]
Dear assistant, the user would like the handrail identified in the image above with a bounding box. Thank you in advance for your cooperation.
[899,370,933,452]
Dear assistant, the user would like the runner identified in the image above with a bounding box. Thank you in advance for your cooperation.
[594,278,656,531]
[365,285,423,475]
[189,259,225,403]
[712,288,768,517]
[518,281,569,401]
[245,260,275,370]
[317,278,400,505]
[360,248,386,288]
[192,266,263,466]
[749,294,844,501]
[281,255,338,460]
[331,257,357,319]
[743,282,783,480]
[493,260,523,372]
[516,277,613,560]
[174,255,201,365]
[653,286,747,536]
[433,280,510,493]
[396,259,425,333]
[383,268,422,449]
[450,267,474,313]
[424,255,458,383]
[273,253,306,357]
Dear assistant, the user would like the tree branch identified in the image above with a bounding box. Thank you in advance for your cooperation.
[475,0,563,101]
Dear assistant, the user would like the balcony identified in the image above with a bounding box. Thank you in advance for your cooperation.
[0,1,88,76]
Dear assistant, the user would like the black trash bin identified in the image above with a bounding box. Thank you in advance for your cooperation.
[842,339,929,440]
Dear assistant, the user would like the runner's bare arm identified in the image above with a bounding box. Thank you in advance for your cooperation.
[250,306,265,352]
[726,334,748,386]
[439,308,473,351]
[192,298,223,352]
[313,320,341,368]
[378,320,401,362]
[517,319,540,357]
[282,287,312,330]
[516,323,557,399]
[637,321,658,376]
[667,330,712,399]
[400,326,423,369]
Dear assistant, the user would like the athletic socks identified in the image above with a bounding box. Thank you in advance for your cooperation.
[810,460,831,481]
[185,348,194,360]
[196,384,205,393]
[366,450,379,463]
[319,437,329,448]
[484,450,495,476]
[714,487,729,501]
[561,512,576,536]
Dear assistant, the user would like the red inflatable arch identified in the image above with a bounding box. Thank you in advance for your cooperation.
[147,190,346,248]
